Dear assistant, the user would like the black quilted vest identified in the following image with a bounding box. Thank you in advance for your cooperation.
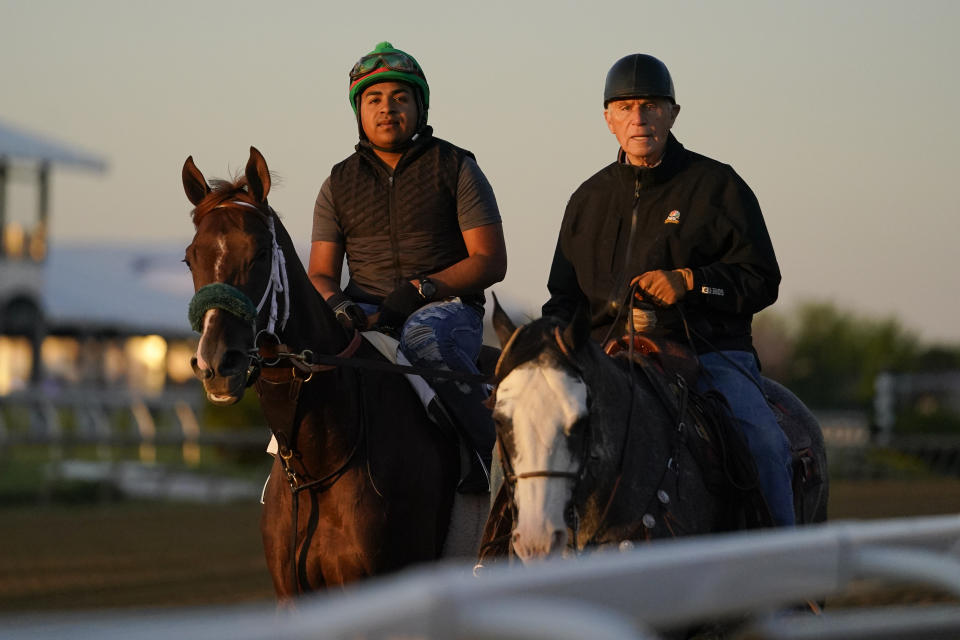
[330,131,481,307]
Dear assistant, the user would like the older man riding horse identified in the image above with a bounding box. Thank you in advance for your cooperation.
[478,299,828,565]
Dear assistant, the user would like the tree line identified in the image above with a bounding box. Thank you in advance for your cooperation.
[754,301,960,433]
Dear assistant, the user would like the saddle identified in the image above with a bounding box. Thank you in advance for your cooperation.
[603,333,700,387]
[604,333,824,528]
[608,337,774,531]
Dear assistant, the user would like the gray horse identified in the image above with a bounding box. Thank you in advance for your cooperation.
[480,301,828,564]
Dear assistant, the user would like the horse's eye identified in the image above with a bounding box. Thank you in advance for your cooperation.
[182,257,192,271]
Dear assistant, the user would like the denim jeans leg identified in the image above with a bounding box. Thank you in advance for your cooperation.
[697,351,796,526]
[399,300,496,462]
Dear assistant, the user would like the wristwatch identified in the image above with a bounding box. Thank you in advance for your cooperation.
[417,277,438,301]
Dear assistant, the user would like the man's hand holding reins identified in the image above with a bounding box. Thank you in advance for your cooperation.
[631,268,693,307]
[373,281,426,336]
[326,292,369,332]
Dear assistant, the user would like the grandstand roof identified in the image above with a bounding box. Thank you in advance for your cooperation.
[0,118,107,171]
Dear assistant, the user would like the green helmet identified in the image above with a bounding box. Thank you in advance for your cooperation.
[348,42,430,115]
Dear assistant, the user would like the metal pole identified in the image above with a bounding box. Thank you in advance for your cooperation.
[0,159,7,258]
[35,161,50,261]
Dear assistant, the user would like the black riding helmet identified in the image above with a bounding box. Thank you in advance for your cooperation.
[603,54,675,107]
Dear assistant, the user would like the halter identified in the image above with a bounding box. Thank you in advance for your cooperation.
[493,325,592,547]
[187,200,290,337]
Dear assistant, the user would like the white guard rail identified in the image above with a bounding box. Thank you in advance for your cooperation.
[3,514,960,640]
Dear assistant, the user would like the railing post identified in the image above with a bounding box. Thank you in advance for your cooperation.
[131,399,156,464]
[175,401,201,467]
[874,371,896,445]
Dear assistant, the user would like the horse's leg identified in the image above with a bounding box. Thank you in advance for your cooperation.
[260,457,301,601]
[762,378,830,524]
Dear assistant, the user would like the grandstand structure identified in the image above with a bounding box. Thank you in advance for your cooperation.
[0,118,107,388]
[0,120,197,398]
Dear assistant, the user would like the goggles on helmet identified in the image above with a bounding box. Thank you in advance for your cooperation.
[349,52,423,83]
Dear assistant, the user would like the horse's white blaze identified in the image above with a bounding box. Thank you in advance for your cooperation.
[195,231,227,374]
[194,308,220,372]
[496,356,587,560]
[213,234,227,281]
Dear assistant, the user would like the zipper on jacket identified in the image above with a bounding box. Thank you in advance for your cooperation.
[386,173,404,290]
[606,176,643,314]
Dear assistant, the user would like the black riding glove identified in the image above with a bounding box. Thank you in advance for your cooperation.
[326,292,368,332]
[373,281,425,336]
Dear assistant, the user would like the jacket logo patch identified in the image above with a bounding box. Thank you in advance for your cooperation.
[701,286,725,296]
[664,210,681,224]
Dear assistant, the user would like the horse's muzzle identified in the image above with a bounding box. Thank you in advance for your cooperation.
[191,351,250,404]
[513,528,568,563]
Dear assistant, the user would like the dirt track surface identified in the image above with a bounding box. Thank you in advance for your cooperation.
[0,479,958,613]
[0,502,273,612]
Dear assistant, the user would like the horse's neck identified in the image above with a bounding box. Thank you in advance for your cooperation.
[273,228,349,355]
[585,350,670,466]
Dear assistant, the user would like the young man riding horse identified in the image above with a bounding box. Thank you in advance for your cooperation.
[542,54,794,527]
[307,42,507,493]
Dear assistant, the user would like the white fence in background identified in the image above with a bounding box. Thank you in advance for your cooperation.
[3,514,960,640]
[0,388,265,462]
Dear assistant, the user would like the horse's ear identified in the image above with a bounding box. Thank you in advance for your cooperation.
[182,156,210,206]
[561,304,591,353]
[490,292,517,348]
[245,146,271,203]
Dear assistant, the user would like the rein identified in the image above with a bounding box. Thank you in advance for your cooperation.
[249,333,490,384]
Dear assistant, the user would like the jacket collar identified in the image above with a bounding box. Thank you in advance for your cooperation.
[615,132,686,187]
[356,126,435,173]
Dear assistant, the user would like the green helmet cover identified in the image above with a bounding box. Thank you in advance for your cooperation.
[348,41,430,115]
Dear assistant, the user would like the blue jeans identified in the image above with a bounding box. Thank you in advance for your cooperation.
[399,299,484,385]
[387,299,495,464]
[697,351,796,527]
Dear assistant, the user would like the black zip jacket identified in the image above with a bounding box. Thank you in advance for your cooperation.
[542,134,780,353]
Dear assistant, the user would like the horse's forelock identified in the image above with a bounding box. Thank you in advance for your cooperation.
[495,317,571,383]
[190,176,265,224]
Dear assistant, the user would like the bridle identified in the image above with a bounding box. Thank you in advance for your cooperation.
[188,200,294,377]
[494,325,595,549]
[492,322,651,555]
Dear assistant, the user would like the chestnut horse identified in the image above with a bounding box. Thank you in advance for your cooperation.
[183,147,461,599]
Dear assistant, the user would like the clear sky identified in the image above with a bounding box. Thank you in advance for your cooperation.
[3,0,959,342]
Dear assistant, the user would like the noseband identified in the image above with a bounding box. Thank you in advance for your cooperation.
[495,325,592,536]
